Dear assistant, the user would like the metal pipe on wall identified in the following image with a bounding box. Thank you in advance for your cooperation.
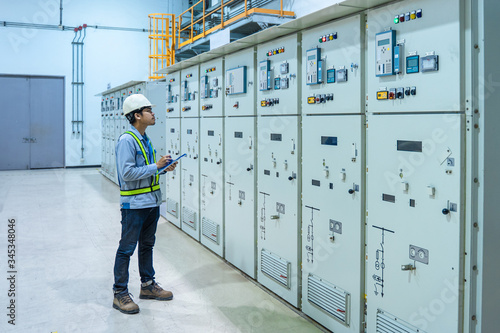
[0,21,147,32]
[71,29,76,134]
[80,26,86,159]
[71,24,87,160]
[59,0,63,26]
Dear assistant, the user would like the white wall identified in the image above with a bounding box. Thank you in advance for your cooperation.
[0,0,168,167]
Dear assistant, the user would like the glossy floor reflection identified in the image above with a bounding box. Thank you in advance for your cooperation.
[0,168,323,333]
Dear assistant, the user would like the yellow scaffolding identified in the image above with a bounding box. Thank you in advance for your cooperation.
[148,0,295,77]
[148,13,176,80]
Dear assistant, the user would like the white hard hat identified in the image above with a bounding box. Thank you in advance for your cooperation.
[123,94,155,116]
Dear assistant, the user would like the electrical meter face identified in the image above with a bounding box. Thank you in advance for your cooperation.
[336,68,348,82]
[375,30,396,76]
[421,55,439,72]
[306,48,321,85]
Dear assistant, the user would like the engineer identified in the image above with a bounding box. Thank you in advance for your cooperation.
[112,94,177,314]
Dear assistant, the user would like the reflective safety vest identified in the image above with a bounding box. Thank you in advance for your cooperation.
[120,131,160,196]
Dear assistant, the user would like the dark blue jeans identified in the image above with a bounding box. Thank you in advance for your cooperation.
[113,207,160,295]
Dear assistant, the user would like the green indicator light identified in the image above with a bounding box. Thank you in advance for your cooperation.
[319,38,323,43]
[394,16,399,24]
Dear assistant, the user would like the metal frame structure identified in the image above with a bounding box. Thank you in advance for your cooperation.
[177,0,294,48]
[149,13,177,80]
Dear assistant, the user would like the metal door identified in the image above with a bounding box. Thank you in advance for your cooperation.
[29,77,64,169]
[224,116,257,278]
[200,117,224,256]
[301,115,364,333]
[180,117,200,241]
[366,113,464,333]
[256,115,301,307]
[164,118,182,227]
[0,76,31,170]
[0,75,64,170]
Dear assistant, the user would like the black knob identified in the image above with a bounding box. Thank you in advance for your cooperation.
[442,208,450,215]
[288,176,294,181]
[247,167,251,171]
[193,156,198,160]
[348,189,355,194]
[217,161,221,165]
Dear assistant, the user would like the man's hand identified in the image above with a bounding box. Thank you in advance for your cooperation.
[156,155,172,169]
[165,161,178,172]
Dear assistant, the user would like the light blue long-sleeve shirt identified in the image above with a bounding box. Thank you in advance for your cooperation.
[115,125,162,209]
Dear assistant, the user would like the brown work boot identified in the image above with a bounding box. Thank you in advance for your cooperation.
[113,293,140,314]
[140,281,173,300]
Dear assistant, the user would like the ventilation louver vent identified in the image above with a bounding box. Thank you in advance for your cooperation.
[376,309,425,333]
[202,217,219,244]
[167,198,178,218]
[261,249,291,289]
[307,274,350,325]
[182,207,197,230]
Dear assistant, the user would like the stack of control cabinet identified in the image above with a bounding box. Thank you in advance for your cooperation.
[102,0,498,331]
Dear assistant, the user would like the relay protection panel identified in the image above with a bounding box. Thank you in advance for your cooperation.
[166,72,180,117]
[257,33,300,116]
[301,15,362,115]
[375,29,396,76]
[306,48,322,85]
[259,60,271,91]
[200,58,224,117]
[224,47,256,117]
[367,0,462,112]
[180,65,200,117]
[226,66,247,95]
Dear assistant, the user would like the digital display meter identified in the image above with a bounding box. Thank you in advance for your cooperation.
[406,55,420,74]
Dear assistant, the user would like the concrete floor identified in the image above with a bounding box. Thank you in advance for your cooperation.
[0,168,323,333]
